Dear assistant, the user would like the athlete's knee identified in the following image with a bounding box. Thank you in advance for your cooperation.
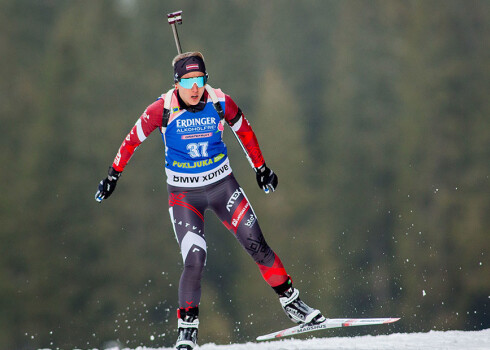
[184,248,206,271]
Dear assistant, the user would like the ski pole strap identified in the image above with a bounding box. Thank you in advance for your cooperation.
[162,88,175,129]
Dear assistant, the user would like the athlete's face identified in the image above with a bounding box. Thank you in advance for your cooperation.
[176,71,206,106]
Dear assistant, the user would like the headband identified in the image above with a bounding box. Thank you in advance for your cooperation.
[174,55,207,82]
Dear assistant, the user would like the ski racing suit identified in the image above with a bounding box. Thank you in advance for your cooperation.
[111,87,289,308]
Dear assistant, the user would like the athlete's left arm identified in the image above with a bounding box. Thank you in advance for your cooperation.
[224,95,265,168]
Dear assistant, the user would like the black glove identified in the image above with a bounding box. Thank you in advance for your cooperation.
[95,167,121,202]
[255,164,278,194]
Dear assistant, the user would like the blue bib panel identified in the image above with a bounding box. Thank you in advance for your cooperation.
[163,99,232,187]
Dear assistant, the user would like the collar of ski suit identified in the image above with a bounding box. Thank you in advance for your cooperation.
[176,90,209,113]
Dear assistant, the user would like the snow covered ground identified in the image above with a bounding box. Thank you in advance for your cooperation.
[98,328,490,350]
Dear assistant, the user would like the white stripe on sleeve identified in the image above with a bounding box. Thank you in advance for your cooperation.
[231,116,243,132]
[135,119,147,142]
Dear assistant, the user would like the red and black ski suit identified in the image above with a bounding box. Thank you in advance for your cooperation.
[111,87,289,308]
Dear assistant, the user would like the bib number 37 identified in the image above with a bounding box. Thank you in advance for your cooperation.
[187,142,209,158]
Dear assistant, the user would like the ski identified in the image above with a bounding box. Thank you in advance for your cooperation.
[256,317,400,341]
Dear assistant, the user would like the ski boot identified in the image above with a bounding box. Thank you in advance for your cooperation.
[274,277,325,325]
[175,306,199,350]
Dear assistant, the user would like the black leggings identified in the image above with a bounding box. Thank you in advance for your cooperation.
[168,173,288,308]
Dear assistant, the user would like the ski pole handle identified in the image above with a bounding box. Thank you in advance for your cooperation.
[167,11,183,54]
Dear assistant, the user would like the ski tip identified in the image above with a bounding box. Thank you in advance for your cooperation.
[257,333,276,341]
[384,318,401,323]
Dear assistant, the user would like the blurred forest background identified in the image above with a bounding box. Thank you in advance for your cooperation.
[1,0,489,349]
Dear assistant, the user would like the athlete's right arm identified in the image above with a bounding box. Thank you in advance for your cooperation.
[95,98,165,202]
[112,98,165,172]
